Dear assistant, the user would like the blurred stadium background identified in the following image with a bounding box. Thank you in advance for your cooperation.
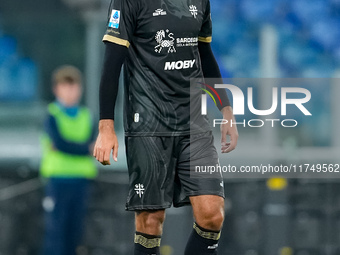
[0,0,340,254]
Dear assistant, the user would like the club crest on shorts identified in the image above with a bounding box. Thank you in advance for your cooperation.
[134,183,145,198]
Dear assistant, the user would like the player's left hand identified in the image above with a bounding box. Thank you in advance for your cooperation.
[220,106,238,153]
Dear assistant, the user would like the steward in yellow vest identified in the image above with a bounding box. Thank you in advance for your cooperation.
[40,65,96,255]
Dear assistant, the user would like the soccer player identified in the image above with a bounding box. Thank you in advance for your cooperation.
[93,0,238,254]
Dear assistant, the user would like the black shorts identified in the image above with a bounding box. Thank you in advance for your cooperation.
[124,131,225,211]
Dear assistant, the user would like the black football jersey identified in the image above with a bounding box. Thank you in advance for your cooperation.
[103,0,213,136]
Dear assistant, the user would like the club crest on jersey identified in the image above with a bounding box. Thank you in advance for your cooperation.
[153,9,167,16]
[109,9,120,29]
[155,29,176,54]
[189,5,198,18]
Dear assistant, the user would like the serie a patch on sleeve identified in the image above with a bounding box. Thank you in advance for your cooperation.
[109,9,121,29]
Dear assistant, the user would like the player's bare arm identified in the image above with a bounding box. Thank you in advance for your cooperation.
[220,106,238,153]
[93,119,118,165]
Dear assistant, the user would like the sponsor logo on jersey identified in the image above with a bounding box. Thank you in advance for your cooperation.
[164,59,196,70]
[153,9,167,16]
[154,29,199,53]
[134,183,145,198]
[155,29,176,53]
[176,37,199,47]
[109,10,120,29]
[177,37,198,44]
[189,5,198,18]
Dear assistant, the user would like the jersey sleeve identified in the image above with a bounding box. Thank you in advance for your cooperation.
[198,0,212,43]
[102,0,138,48]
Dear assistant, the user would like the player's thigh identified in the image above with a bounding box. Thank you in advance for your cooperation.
[174,131,225,207]
[125,136,177,211]
[190,195,225,230]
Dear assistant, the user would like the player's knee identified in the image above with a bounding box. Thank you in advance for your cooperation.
[196,206,224,231]
[136,210,166,234]
[147,210,165,225]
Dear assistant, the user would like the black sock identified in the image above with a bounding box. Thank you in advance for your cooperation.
[134,232,161,255]
[184,222,221,255]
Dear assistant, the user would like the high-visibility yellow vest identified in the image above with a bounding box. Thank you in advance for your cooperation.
[40,103,97,179]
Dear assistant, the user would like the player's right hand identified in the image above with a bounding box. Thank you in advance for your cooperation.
[93,119,118,165]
